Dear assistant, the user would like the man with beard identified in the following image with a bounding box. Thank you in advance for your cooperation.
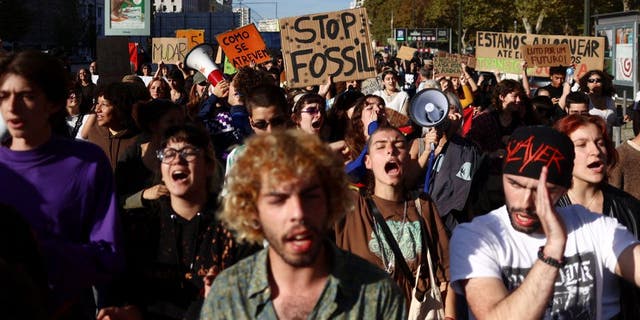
[450,126,640,319]
[200,130,406,319]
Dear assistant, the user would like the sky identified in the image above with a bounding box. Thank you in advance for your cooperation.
[237,0,354,21]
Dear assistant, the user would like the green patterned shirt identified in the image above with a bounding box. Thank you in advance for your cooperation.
[200,242,407,319]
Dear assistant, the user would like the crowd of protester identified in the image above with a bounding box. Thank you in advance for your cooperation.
[1,46,640,320]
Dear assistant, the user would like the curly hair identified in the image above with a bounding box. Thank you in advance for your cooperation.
[231,66,274,105]
[578,70,615,97]
[221,130,352,244]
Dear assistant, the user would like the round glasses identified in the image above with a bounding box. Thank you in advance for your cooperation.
[156,147,200,163]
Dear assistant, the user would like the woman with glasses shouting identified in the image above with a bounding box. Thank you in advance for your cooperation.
[291,93,326,136]
[99,123,259,320]
[291,92,352,162]
[578,70,617,134]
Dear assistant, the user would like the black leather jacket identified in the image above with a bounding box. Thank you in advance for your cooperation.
[557,183,640,320]
[557,184,640,238]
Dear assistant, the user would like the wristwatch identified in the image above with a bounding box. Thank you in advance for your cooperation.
[538,246,565,268]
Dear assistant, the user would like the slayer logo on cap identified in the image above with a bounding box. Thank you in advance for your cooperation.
[504,136,566,175]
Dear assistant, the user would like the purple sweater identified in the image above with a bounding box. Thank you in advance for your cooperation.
[0,137,124,305]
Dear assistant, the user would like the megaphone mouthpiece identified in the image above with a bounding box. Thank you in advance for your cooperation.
[424,102,435,112]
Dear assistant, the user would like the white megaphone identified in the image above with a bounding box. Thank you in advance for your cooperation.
[184,43,224,86]
[409,88,449,128]
[409,88,450,194]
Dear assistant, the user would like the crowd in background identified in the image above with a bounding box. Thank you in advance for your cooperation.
[2,46,640,320]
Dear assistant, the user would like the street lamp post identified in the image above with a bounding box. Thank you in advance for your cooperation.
[584,0,590,35]
[457,0,462,52]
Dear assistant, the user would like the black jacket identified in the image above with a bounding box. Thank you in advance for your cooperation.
[557,184,640,320]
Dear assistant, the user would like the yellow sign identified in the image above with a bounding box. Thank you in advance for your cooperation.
[176,29,205,50]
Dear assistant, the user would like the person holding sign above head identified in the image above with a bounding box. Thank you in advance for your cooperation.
[167,69,187,106]
[537,66,566,103]
[373,70,410,117]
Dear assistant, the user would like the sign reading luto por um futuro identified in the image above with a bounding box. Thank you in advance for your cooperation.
[475,31,605,78]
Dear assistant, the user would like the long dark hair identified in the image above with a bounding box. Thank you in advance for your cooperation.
[345,95,389,160]
[578,70,615,97]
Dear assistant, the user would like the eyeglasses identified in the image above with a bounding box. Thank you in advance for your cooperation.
[251,117,287,130]
[300,107,321,116]
[587,78,602,83]
[156,147,200,163]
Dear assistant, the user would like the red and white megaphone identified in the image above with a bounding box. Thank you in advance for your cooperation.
[184,43,225,86]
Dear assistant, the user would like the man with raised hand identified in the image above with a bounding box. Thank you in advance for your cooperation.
[450,126,640,319]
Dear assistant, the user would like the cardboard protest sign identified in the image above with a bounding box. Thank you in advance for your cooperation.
[397,46,417,61]
[176,29,205,50]
[216,24,270,68]
[224,56,238,74]
[215,45,224,65]
[152,38,189,64]
[475,31,604,78]
[433,55,462,77]
[279,8,376,88]
[459,54,476,69]
[521,44,570,67]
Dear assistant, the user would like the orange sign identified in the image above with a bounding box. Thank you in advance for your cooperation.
[176,29,205,50]
[216,24,271,68]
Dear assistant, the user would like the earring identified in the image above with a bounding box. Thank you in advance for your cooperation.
[243,219,261,230]
[250,219,261,230]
